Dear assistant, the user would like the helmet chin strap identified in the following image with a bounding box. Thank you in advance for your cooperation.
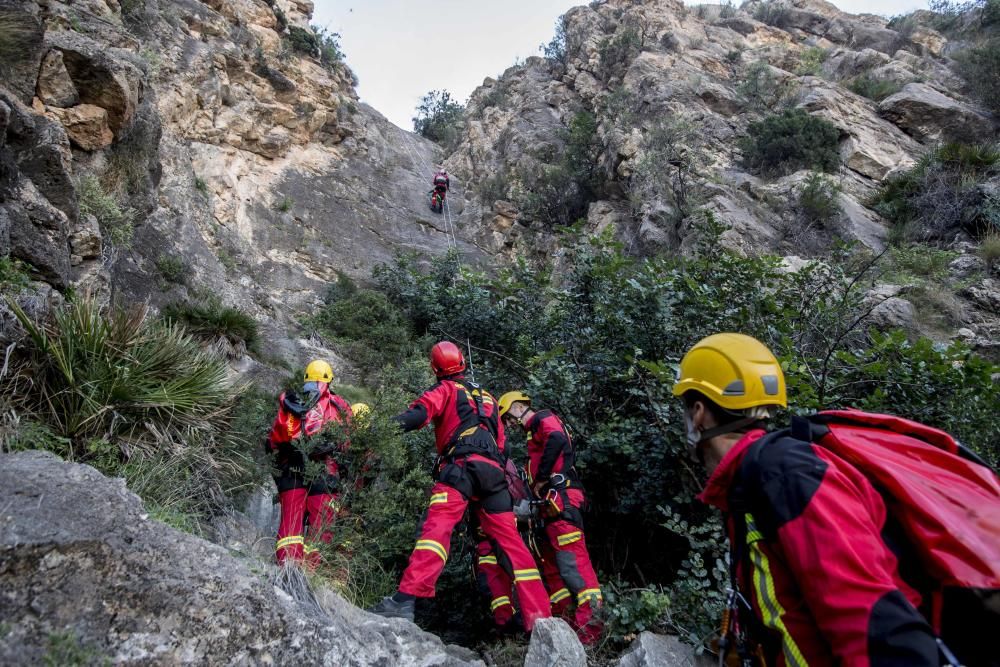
[696,416,760,444]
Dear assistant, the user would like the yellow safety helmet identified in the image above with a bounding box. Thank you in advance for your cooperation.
[498,390,531,418]
[303,359,334,384]
[672,333,786,411]
[351,402,371,418]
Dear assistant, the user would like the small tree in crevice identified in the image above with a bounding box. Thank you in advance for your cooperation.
[412,90,465,151]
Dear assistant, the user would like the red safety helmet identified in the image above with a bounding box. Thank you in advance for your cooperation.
[430,341,466,378]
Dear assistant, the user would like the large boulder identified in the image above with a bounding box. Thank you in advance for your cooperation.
[0,0,45,105]
[879,83,995,144]
[524,618,587,667]
[46,104,114,151]
[0,451,483,666]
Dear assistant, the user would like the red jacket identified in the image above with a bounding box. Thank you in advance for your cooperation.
[267,389,352,452]
[699,430,938,667]
[408,378,506,455]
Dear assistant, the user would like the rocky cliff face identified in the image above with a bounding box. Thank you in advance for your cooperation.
[450,0,988,254]
[442,0,998,349]
[0,0,481,367]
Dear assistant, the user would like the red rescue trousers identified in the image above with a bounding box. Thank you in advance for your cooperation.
[475,539,516,627]
[275,456,341,567]
[398,454,552,631]
[538,488,603,644]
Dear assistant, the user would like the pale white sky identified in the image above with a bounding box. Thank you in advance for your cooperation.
[312,0,928,130]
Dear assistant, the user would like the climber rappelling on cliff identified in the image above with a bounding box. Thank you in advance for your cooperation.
[429,167,449,214]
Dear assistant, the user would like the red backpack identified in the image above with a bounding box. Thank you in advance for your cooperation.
[788,409,1000,663]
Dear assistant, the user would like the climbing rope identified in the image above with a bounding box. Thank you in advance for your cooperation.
[401,131,458,250]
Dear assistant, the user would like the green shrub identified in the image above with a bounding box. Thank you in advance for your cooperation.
[739,109,842,176]
[275,195,293,212]
[848,74,903,101]
[598,26,643,80]
[286,26,318,55]
[630,116,709,224]
[161,298,259,357]
[753,0,791,27]
[0,255,31,291]
[797,172,841,225]
[156,254,188,284]
[870,142,1000,241]
[795,46,828,76]
[886,244,959,284]
[737,61,795,112]
[412,89,465,150]
[77,174,134,248]
[4,296,236,448]
[194,176,208,193]
[720,1,738,19]
[955,37,1000,114]
[43,631,108,667]
[306,273,415,379]
[601,580,672,643]
[370,217,1000,638]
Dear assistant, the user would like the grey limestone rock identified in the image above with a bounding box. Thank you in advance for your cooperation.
[0,451,484,666]
[524,617,587,667]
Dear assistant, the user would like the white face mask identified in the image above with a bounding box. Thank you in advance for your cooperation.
[684,410,702,451]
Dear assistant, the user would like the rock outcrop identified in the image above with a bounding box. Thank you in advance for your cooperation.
[0,450,483,666]
[524,617,587,666]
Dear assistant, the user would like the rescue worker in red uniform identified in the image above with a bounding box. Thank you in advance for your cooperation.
[369,342,551,631]
[266,360,353,567]
[674,333,939,666]
[498,391,603,645]
[472,528,519,632]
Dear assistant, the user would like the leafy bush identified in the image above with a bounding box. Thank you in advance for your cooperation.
[0,255,31,291]
[599,26,643,80]
[955,37,1000,114]
[77,174,134,249]
[737,61,796,112]
[629,117,708,224]
[156,254,188,284]
[305,273,416,379]
[739,109,842,176]
[870,142,1000,241]
[885,244,958,284]
[161,297,259,358]
[797,172,841,226]
[412,89,465,150]
[795,46,828,76]
[601,580,672,643]
[370,218,1000,639]
[753,1,791,27]
[512,111,603,226]
[848,74,903,101]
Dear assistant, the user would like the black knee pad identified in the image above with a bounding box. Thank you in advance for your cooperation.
[466,458,507,497]
[480,488,513,514]
[555,550,586,593]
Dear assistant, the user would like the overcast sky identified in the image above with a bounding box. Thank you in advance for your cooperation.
[312,0,929,130]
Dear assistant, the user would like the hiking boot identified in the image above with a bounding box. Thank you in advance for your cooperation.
[369,595,415,621]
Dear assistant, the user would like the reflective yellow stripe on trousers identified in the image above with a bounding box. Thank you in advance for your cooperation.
[745,513,808,667]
